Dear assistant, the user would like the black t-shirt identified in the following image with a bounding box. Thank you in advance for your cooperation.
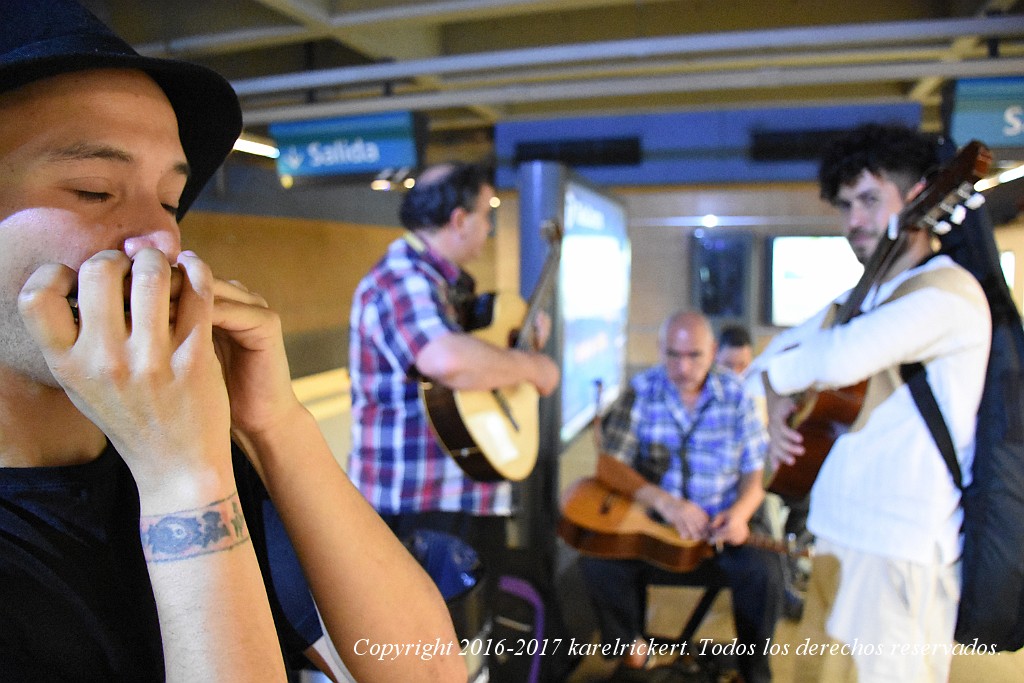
[0,442,321,681]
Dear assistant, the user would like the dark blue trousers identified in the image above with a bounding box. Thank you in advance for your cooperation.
[579,542,783,683]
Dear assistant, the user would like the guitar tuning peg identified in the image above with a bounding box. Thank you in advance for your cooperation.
[933,220,952,235]
[965,193,986,210]
[950,205,968,225]
[887,213,899,240]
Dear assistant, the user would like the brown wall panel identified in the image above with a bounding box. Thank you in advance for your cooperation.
[179,210,504,376]
[181,211,401,334]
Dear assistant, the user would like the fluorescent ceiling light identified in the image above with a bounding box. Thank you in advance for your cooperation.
[975,162,1024,192]
[233,136,280,159]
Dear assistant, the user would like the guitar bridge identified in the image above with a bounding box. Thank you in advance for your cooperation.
[491,389,520,432]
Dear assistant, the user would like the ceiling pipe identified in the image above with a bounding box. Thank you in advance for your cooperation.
[231,15,1024,97]
[436,45,958,87]
[312,0,626,27]
[141,0,636,57]
[138,24,313,58]
[241,56,1024,124]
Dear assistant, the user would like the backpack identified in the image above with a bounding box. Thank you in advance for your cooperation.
[901,201,1024,653]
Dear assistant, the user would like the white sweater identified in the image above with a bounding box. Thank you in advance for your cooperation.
[764,255,990,565]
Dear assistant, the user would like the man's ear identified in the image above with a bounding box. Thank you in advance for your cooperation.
[905,178,927,203]
[451,206,480,243]
[448,205,468,233]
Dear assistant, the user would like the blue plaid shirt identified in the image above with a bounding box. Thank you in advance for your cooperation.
[347,236,511,515]
[602,366,767,516]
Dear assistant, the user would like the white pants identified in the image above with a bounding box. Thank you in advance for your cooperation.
[796,538,960,683]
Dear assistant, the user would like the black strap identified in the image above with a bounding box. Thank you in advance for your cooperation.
[678,399,714,500]
[899,362,963,490]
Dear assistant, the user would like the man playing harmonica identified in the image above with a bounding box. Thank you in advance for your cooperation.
[0,1,464,680]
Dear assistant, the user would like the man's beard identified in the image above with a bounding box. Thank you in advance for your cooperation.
[0,299,62,388]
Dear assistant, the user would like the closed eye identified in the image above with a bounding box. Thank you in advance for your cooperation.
[72,190,177,216]
[73,190,111,202]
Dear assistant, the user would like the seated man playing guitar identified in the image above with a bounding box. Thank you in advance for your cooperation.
[348,162,559,584]
[580,311,783,683]
[758,124,991,682]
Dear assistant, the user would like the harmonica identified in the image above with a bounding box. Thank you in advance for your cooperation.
[66,268,183,324]
[66,296,132,323]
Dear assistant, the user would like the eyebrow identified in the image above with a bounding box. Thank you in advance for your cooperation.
[665,349,703,357]
[47,143,191,179]
[833,189,878,208]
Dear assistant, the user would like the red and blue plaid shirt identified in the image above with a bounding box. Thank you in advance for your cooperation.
[347,236,512,515]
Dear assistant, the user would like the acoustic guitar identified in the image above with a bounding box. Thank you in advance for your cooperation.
[558,477,810,572]
[421,219,563,482]
[767,140,993,499]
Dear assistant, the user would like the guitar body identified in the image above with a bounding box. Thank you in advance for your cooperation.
[557,478,713,572]
[767,381,867,499]
[421,291,540,482]
[559,477,812,571]
[466,291,527,347]
[422,219,564,483]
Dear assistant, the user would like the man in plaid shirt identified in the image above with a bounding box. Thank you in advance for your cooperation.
[580,311,782,682]
[348,162,559,573]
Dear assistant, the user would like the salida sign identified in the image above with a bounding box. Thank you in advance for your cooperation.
[269,112,422,180]
[952,77,1024,147]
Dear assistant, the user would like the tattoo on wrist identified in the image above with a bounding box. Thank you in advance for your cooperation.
[140,492,249,563]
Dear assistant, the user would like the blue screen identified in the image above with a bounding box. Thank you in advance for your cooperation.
[558,181,631,443]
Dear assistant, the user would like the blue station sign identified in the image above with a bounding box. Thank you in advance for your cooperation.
[269,112,422,179]
[952,77,1024,148]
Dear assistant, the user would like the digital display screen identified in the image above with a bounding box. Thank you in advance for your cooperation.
[770,235,863,327]
[558,181,631,444]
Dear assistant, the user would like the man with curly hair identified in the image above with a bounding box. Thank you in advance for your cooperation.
[759,123,991,681]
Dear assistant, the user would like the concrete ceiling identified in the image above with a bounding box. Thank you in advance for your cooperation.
[81,0,1024,159]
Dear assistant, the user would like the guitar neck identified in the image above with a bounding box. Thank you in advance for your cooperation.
[745,533,810,559]
[515,219,562,351]
[835,228,904,323]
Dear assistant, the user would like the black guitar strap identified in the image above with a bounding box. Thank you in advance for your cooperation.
[678,399,714,501]
[899,362,963,490]
[893,253,964,490]
[403,231,485,330]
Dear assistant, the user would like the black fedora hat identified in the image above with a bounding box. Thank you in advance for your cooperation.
[1,0,242,219]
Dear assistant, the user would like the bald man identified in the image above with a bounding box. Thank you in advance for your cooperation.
[580,311,783,682]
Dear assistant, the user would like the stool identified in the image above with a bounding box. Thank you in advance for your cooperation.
[644,576,730,650]
[676,583,725,645]
[643,578,753,683]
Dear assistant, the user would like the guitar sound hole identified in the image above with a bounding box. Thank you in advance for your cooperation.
[646,508,668,525]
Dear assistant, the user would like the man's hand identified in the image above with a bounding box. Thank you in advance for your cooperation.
[199,273,313,483]
[762,371,805,469]
[653,493,711,541]
[709,507,750,546]
[18,249,234,510]
[530,310,552,350]
[527,351,560,396]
